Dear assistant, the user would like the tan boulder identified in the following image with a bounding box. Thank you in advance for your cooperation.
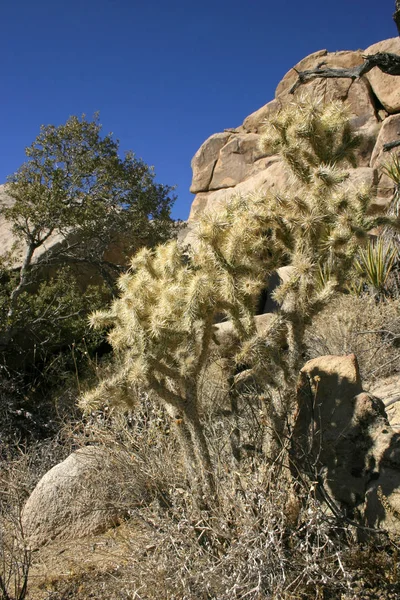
[364,38,400,114]
[276,49,329,99]
[187,193,210,222]
[190,132,232,193]
[213,313,278,353]
[369,375,400,431]
[188,158,289,221]
[209,133,271,190]
[293,355,379,509]
[355,119,382,167]
[371,113,400,168]
[363,434,400,535]
[21,446,141,548]
[242,99,280,133]
[277,49,363,102]
[369,114,400,199]
[368,196,392,215]
[346,79,378,128]
[177,220,199,248]
[365,375,400,534]
[293,354,400,535]
[346,166,377,190]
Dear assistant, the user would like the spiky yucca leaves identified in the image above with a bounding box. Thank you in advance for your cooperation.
[354,238,398,297]
[381,153,400,248]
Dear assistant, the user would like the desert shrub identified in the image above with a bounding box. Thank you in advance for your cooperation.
[0,114,179,447]
[0,265,113,451]
[381,152,400,248]
[5,383,399,600]
[305,293,400,382]
[0,434,78,600]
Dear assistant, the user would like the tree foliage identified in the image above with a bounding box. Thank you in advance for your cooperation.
[2,114,176,298]
[0,114,177,408]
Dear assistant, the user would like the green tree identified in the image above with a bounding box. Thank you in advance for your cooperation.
[0,114,177,369]
[82,96,398,493]
[1,114,176,324]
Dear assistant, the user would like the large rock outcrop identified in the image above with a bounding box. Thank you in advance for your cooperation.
[364,38,400,114]
[186,38,400,229]
[292,354,400,536]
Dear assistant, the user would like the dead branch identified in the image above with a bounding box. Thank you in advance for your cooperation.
[383,139,400,152]
[289,52,400,95]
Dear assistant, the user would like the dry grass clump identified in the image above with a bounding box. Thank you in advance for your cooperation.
[0,434,78,600]
[2,394,400,599]
[305,294,400,383]
[117,469,356,599]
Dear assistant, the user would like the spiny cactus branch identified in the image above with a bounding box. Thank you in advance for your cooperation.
[147,375,185,411]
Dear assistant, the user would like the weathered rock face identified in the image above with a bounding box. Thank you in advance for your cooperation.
[292,354,400,536]
[21,446,141,548]
[276,50,365,104]
[190,132,232,193]
[188,38,400,223]
[370,374,400,431]
[189,159,289,221]
[364,38,400,114]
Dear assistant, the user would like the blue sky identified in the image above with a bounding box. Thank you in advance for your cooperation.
[0,0,397,220]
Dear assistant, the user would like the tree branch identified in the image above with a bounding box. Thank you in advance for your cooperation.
[289,52,400,95]
[383,139,400,152]
[7,242,36,320]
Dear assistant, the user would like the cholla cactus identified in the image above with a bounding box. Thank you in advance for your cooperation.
[81,227,276,493]
[256,96,397,370]
[82,95,398,483]
[81,241,215,492]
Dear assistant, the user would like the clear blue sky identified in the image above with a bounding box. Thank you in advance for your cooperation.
[0,0,397,220]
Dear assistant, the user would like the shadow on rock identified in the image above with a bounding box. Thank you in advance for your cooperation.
[291,354,395,527]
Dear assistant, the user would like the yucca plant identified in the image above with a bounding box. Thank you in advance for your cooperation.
[354,238,398,297]
[381,153,400,248]
[382,152,400,190]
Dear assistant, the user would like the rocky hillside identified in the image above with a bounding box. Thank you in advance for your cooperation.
[183,37,400,239]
